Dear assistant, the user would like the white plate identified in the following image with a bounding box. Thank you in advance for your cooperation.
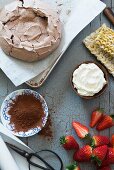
[1,89,48,137]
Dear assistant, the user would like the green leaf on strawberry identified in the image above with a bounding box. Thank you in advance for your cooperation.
[91,145,108,166]
[90,135,110,148]
[66,162,80,170]
[60,135,79,150]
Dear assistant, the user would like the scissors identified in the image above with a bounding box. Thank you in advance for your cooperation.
[6,143,63,170]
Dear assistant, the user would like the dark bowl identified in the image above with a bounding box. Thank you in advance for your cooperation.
[71,61,108,100]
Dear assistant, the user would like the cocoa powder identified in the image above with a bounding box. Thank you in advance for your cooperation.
[39,114,53,140]
[8,93,45,132]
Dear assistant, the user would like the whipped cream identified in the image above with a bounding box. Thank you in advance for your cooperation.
[72,63,107,96]
[0,0,61,62]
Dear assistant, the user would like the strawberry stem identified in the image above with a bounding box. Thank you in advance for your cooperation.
[110,115,114,120]
[97,108,104,113]
[84,133,92,140]
[90,139,95,148]
[91,156,102,166]
[66,162,78,170]
[60,136,67,145]
[59,136,66,145]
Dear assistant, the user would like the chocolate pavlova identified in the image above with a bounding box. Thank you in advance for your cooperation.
[0,0,61,62]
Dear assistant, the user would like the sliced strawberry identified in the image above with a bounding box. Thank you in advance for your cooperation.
[72,121,90,139]
[92,145,108,166]
[60,135,79,150]
[96,115,114,131]
[90,109,104,128]
[73,145,92,162]
[91,135,110,148]
[66,162,81,170]
[98,166,111,170]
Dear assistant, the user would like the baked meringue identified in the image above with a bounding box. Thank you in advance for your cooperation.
[0,0,61,62]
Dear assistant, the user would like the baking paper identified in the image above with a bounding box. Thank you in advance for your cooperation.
[0,123,46,170]
[0,0,106,86]
[0,135,19,170]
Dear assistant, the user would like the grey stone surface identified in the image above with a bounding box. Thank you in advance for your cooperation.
[0,0,114,169]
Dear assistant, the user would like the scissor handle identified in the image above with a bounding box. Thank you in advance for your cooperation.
[28,153,55,170]
[37,150,63,170]
[28,159,50,170]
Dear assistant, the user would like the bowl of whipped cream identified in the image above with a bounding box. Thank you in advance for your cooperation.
[71,61,108,99]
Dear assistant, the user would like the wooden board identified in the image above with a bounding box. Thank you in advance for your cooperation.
[0,0,113,169]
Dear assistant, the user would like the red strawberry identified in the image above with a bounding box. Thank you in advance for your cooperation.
[110,134,114,147]
[101,159,109,167]
[72,121,90,139]
[92,145,108,166]
[98,166,111,170]
[66,162,81,170]
[102,147,114,166]
[60,135,79,150]
[107,147,114,164]
[90,109,104,128]
[96,115,114,131]
[73,145,92,162]
[91,135,110,148]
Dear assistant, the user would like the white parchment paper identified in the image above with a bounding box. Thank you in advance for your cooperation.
[0,123,46,170]
[0,136,19,170]
[0,0,106,86]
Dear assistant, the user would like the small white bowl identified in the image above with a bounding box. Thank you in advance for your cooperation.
[1,89,48,137]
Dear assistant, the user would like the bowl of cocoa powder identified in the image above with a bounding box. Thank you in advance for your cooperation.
[1,89,48,137]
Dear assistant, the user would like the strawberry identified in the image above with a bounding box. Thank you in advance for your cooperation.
[102,147,114,166]
[73,145,92,162]
[91,145,108,166]
[96,115,114,131]
[91,135,110,148]
[98,166,111,170]
[110,134,114,147]
[101,159,109,167]
[72,121,90,139]
[107,147,114,164]
[66,162,81,170]
[90,109,104,128]
[60,135,79,150]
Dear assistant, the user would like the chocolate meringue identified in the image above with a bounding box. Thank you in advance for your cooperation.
[0,0,61,62]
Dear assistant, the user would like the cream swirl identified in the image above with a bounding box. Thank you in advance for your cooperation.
[0,0,61,62]
[72,63,107,96]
